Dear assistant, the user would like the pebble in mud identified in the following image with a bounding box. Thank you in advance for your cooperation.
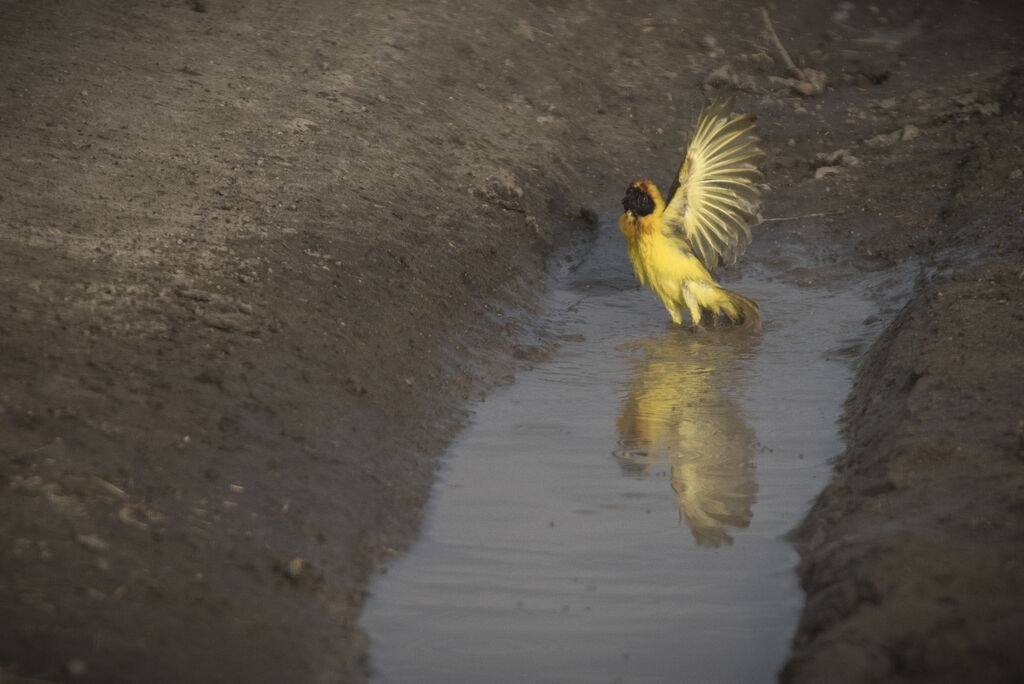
[66,658,89,678]
[275,556,324,591]
[75,534,110,553]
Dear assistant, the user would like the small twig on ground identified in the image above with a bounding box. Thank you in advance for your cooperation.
[760,7,828,95]
[760,7,803,81]
[761,211,845,223]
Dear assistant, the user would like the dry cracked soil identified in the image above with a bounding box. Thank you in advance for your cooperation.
[1,0,1022,682]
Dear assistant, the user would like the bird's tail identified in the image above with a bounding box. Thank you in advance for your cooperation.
[713,287,762,331]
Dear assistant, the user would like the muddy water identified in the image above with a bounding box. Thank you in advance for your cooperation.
[363,222,910,683]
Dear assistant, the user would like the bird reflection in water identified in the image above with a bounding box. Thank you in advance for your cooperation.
[615,328,759,547]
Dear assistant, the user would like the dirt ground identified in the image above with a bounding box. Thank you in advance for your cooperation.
[1,0,1021,682]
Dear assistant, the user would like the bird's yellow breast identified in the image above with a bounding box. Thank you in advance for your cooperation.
[621,214,710,298]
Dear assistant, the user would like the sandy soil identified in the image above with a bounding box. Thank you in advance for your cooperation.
[1,0,1021,682]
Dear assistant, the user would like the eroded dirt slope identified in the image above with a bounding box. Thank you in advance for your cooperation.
[766,4,1024,682]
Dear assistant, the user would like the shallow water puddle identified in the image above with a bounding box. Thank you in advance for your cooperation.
[362,222,908,683]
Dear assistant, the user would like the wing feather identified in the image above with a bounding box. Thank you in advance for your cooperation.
[662,97,765,269]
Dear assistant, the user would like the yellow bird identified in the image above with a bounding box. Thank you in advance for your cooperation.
[619,97,765,330]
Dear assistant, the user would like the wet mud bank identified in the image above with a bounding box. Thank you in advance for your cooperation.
[1,0,1022,682]
[783,239,1024,683]
[775,4,1024,681]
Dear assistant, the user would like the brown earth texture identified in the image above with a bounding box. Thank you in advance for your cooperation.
[2,0,1022,682]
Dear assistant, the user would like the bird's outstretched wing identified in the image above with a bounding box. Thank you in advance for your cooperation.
[662,97,765,269]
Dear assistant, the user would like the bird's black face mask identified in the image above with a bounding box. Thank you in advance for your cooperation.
[622,186,655,216]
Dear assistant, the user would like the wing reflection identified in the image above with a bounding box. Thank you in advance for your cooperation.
[615,329,759,547]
